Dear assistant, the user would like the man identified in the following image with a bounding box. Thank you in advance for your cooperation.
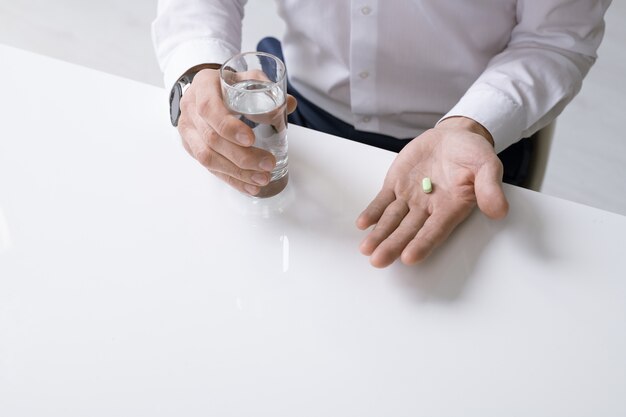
[152,0,610,268]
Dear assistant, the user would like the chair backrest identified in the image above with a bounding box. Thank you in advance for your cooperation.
[525,121,556,192]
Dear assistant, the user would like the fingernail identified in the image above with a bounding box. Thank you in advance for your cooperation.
[236,132,252,145]
[252,173,269,186]
[259,158,274,172]
[244,184,259,195]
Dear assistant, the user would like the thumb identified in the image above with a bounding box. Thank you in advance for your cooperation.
[286,94,298,115]
[474,157,509,219]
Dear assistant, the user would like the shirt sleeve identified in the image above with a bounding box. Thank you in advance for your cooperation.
[439,0,611,153]
[151,0,248,91]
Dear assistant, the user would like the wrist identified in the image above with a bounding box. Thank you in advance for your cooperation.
[184,63,222,77]
[437,116,494,147]
[169,63,222,127]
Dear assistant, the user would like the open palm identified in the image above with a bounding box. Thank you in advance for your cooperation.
[357,121,509,268]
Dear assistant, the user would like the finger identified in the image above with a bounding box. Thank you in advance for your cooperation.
[356,189,396,230]
[191,79,255,147]
[474,158,509,219]
[400,203,473,265]
[359,199,409,256]
[286,95,297,115]
[212,135,276,174]
[190,111,276,173]
[211,170,261,196]
[369,209,430,268]
[184,126,271,187]
[177,113,195,156]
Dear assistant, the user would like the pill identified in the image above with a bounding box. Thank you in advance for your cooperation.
[422,177,432,194]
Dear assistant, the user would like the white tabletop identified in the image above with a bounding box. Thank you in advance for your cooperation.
[1,44,626,417]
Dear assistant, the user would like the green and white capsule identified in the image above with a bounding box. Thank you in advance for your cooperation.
[422,177,433,194]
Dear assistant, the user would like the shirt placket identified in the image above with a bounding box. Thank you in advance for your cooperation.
[350,0,379,132]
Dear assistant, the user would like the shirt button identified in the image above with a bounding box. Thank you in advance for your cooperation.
[361,6,372,15]
[362,116,372,123]
[359,71,370,79]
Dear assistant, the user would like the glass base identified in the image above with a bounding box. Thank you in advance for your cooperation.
[256,172,289,198]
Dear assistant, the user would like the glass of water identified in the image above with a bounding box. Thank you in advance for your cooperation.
[220,52,288,198]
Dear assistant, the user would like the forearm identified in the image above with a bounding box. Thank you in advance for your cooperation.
[152,0,248,90]
[440,0,610,153]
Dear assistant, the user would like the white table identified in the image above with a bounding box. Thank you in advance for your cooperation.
[1,44,626,417]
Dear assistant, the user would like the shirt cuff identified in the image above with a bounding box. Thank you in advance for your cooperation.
[163,38,239,92]
[438,86,527,154]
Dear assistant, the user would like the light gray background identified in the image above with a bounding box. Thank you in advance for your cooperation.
[1,0,624,215]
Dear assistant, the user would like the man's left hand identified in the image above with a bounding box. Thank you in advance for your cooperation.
[356,117,509,268]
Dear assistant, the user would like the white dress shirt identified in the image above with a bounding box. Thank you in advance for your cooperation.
[152,0,610,152]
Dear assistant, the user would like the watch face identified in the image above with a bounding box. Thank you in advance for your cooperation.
[170,82,183,127]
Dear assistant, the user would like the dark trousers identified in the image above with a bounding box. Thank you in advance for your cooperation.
[258,37,532,186]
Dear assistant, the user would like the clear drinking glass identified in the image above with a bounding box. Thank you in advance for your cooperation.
[220,52,288,198]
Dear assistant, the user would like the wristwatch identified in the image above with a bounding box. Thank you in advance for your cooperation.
[169,63,221,127]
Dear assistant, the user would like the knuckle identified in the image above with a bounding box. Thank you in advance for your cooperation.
[203,128,221,148]
[225,174,250,194]
[195,148,214,168]
[196,99,212,118]
[369,224,385,239]
[419,234,437,252]
[209,130,223,147]
[238,152,258,169]
[234,166,246,181]
[226,175,239,188]
[215,116,232,136]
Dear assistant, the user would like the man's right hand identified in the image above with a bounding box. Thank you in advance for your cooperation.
[176,68,297,195]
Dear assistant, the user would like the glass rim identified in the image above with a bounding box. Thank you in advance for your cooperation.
[220,51,287,90]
